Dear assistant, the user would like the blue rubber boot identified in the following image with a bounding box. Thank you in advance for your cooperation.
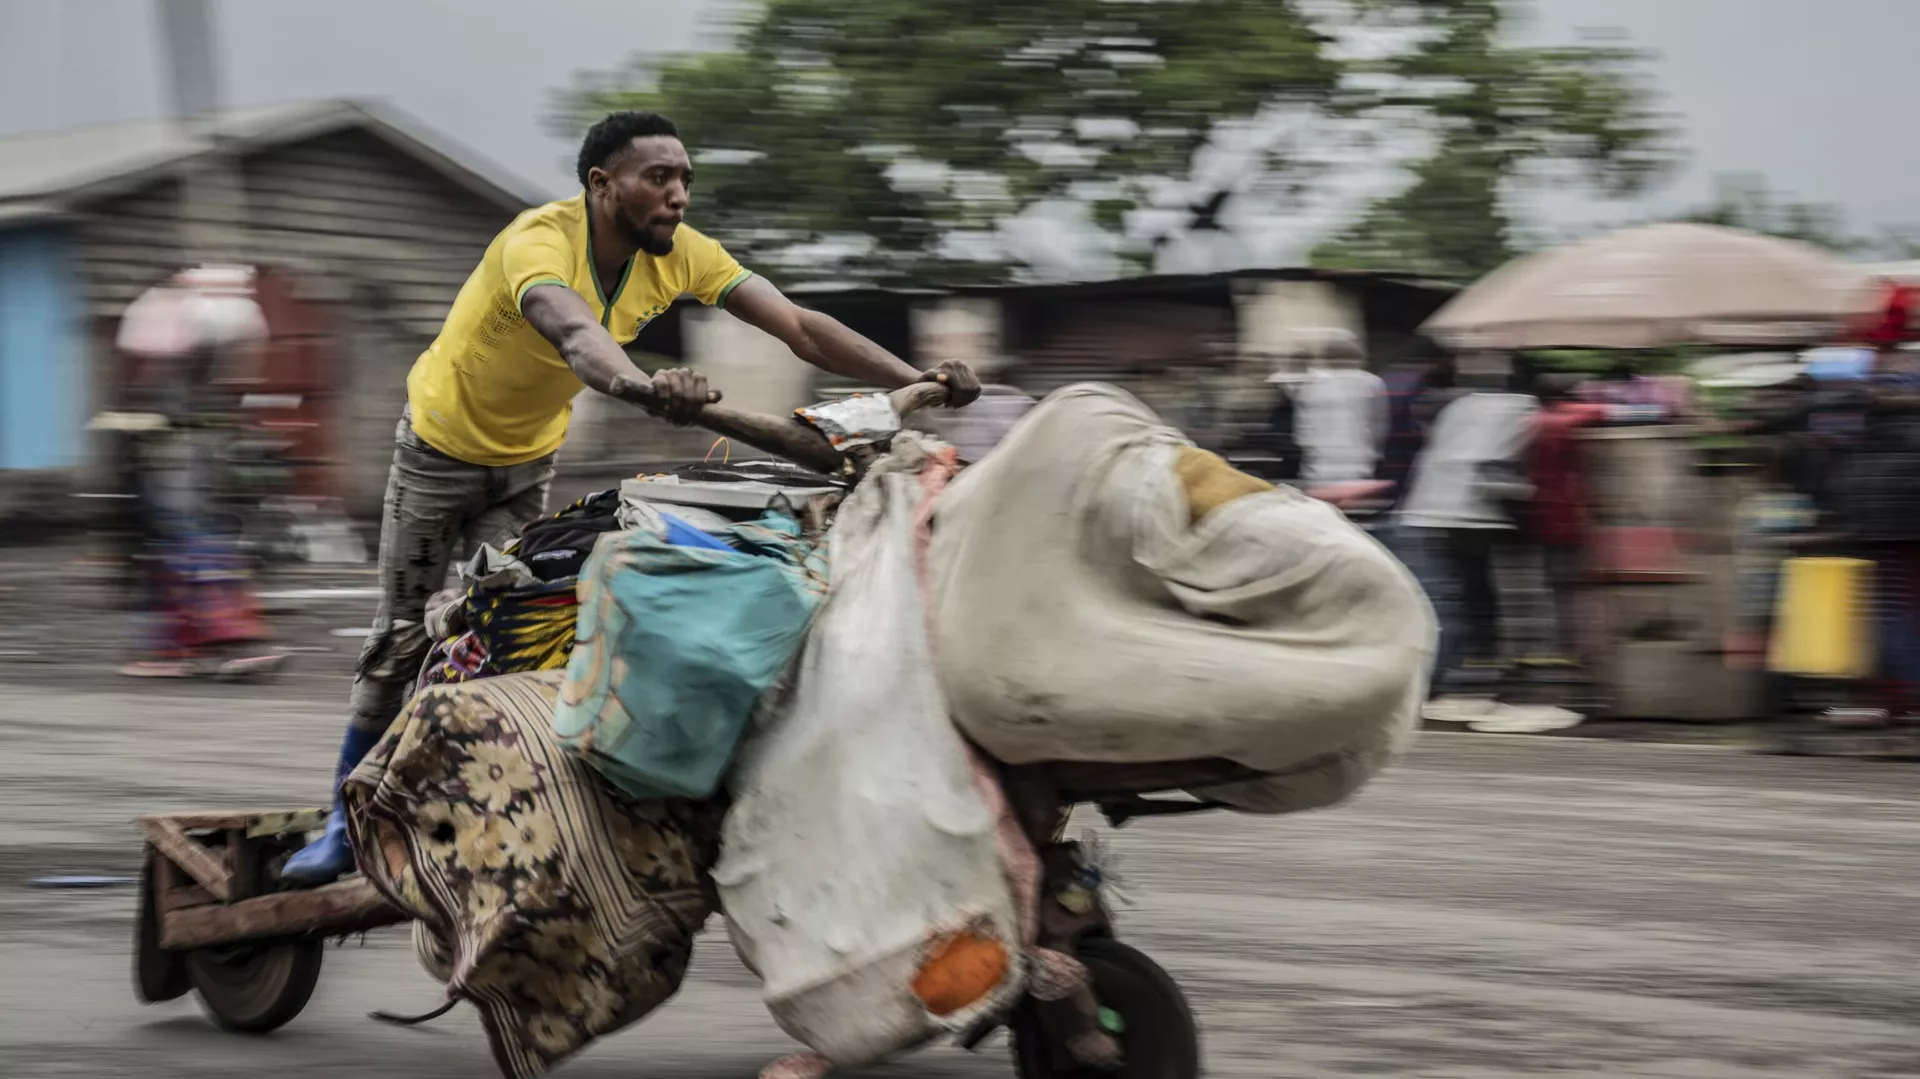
[281,725,384,887]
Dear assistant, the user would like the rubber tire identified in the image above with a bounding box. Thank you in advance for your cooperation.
[185,938,324,1034]
[1011,937,1201,1079]
[134,854,191,1004]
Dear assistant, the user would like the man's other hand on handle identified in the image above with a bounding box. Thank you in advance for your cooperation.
[644,367,712,426]
[919,360,982,408]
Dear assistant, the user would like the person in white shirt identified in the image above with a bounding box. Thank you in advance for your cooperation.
[1293,331,1387,483]
[1398,360,1583,732]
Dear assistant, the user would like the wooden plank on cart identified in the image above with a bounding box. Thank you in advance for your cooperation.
[136,817,233,901]
[135,809,327,837]
[159,878,405,951]
[151,855,219,913]
[246,809,328,839]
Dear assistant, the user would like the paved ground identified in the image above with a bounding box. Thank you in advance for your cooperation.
[4,620,1920,1079]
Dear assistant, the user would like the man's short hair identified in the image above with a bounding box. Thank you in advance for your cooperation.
[576,111,681,188]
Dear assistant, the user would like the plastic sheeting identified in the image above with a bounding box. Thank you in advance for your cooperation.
[794,393,902,451]
[715,437,1025,1067]
[927,383,1435,814]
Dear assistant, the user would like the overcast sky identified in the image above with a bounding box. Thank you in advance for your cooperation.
[3,0,1916,266]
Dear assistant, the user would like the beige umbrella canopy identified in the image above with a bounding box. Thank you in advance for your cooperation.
[1422,223,1878,350]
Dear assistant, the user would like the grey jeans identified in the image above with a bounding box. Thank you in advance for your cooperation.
[347,414,556,733]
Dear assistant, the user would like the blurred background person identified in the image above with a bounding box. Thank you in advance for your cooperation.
[1397,357,1540,722]
[1739,371,1830,509]
[1379,345,1457,509]
[112,266,285,680]
[1221,351,1304,483]
[1526,372,1609,668]
[1372,344,1459,571]
[1293,329,1387,484]
[1827,289,1920,722]
[1797,347,1879,520]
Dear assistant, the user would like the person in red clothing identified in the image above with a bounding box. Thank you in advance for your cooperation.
[1528,373,1609,665]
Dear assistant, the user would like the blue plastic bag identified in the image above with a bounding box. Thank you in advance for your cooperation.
[554,515,826,800]
[658,509,734,551]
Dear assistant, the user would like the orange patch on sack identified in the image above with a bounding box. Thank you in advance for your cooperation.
[911,927,1010,1016]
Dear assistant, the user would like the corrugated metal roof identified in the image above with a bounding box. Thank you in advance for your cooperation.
[0,99,546,221]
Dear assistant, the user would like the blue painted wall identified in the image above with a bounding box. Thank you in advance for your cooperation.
[0,227,84,470]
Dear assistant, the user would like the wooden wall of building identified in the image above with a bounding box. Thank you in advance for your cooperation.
[68,128,520,514]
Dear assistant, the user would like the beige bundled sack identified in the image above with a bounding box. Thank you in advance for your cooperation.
[927,383,1434,813]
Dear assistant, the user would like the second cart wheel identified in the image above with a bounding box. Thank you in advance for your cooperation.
[185,937,324,1033]
[133,853,190,1004]
[1011,936,1201,1079]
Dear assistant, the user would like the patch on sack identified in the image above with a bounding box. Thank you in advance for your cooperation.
[1174,446,1272,523]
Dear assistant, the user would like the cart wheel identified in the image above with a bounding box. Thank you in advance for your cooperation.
[134,853,190,1004]
[185,937,324,1033]
[1011,937,1200,1079]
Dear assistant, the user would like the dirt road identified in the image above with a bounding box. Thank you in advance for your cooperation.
[4,643,1918,1078]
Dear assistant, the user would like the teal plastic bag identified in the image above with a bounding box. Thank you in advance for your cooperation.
[554,515,826,800]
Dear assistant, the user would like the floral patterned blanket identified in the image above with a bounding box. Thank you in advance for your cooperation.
[342,670,726,1079]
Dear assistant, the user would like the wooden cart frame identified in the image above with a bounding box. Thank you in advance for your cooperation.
[134,808,405,1031]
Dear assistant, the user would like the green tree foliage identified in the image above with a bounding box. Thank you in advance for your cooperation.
[555,0,1675,285]
[553,0,1342,285]
[1311,0,1676,279]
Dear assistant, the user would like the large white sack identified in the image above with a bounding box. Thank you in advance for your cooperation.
[714,441,1025,1066]
[928,383,1434,814]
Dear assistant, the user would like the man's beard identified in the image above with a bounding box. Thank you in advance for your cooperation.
[622,214,676,257]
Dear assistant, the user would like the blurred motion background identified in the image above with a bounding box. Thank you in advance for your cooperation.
[7,4,1920,1079]
[0,0,1915,726]
[1,0,1914,517]
[2,0,1915,707]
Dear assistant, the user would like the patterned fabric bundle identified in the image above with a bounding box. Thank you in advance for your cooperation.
[415,632,492,693]
[343,671,726,1079]
[410,492,622,691]
[465,579,581,674]
[350,486,849,1077]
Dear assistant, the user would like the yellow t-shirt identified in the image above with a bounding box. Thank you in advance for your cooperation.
[405,193,752,465]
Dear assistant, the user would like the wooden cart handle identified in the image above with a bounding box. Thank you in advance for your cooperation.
[612,375,954,476]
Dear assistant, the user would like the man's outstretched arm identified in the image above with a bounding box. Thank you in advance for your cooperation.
[520,283,711,425]
[724,275,981,407]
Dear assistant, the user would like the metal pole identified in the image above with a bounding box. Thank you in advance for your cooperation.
[156,0,244,264]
